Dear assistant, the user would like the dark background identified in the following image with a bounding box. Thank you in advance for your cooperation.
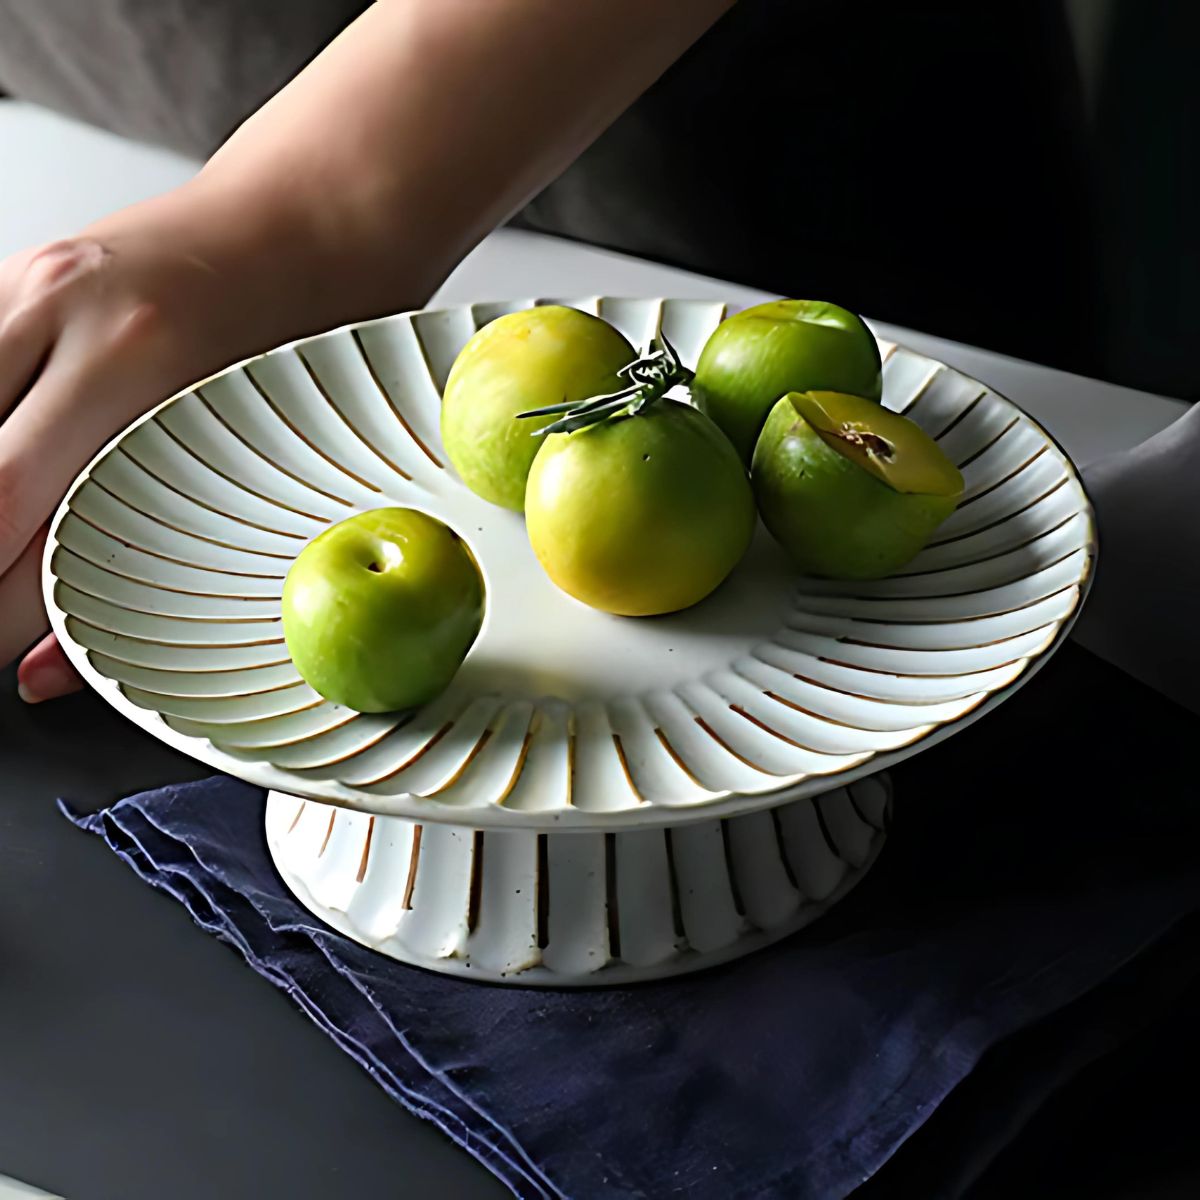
[519,0,1200,400]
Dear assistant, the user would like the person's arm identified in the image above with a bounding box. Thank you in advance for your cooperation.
[1,0,731,701]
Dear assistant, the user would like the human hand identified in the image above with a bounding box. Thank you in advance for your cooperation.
[1,185,303,702]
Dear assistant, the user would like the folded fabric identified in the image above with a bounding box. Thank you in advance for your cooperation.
[62,646,1200,1199]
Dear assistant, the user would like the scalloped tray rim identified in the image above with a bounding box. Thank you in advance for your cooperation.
[42,298,1097,833]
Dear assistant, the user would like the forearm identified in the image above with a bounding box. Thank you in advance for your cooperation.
[177,0,729,338]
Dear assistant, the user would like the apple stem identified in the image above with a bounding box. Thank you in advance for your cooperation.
[516,334,694,436]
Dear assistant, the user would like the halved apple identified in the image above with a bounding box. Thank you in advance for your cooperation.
[751,391,964,579]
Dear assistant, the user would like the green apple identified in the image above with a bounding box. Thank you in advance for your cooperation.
[525,400,755,616]
[693,299,883,463]
[282,508,484,712]
[751,391,963,579]
[441,305,634,510]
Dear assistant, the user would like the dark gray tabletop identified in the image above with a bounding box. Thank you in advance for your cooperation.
[0,665,504,1200]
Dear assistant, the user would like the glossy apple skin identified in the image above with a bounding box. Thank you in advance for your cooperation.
[282,508,484,713]
[693,299,883,463]
[751,396,959,579]
[524,400,755,616]
[441,305,634,511]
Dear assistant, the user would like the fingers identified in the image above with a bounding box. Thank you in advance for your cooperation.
[18,633,82,704]
[0,524,50,669]
[0,519,84,703]
[0,488,81,707]
[0,241,87,420]
[0,239,148,576]
[0,295,54,420]
[0,341,150,580]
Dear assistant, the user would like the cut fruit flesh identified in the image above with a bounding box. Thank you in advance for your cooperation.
[787,391,963,498]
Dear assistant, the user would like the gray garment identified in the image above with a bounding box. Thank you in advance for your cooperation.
[0,0,368,155]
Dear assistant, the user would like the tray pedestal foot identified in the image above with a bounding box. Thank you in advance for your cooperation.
[265,775,891,986]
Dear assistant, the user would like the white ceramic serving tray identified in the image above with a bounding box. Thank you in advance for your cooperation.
[44,297,1096,832]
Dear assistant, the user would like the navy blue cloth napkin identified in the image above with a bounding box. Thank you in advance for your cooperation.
[62,648,1200,1199]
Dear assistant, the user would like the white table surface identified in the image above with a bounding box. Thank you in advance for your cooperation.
[0,97,1188,1200]
[0,1177,59,1199]
[1,100,1188,470]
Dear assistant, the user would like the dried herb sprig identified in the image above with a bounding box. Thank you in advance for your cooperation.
[516,334,693,436]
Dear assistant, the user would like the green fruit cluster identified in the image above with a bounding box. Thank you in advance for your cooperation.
[284,299,964,715]
[443,305,755,618]
[691,298,962,579]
